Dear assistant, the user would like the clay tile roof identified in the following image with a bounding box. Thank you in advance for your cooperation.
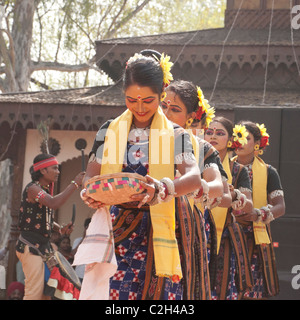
[0,86,299,109]
[96,28,300,47]
[0,85,125,106]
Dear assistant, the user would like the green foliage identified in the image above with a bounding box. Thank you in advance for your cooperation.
[4,0,226,91]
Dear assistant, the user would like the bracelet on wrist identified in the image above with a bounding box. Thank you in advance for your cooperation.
[255,208,262,223]
[80,188,87,200]
[71,180,79,189]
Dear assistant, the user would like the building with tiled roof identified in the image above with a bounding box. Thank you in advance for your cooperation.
[0,0,299,298]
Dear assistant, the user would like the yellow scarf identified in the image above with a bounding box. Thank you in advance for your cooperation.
[211,152,232,254]
[251,156,271,244]
[189,133,230,254]
[101,107,182,279]
[231,156,270,245]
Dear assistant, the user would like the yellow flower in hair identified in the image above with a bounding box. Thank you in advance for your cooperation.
[159,53,173,86]
[204,103,215,128]
[256,123,269,138]
[196,86,215,127]
[197,86,204,105]
[256,123,270,148]
[232,124,249,146]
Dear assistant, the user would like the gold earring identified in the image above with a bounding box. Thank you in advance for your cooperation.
[186,118,193,128]
[227,141,232,148]
[258,149,264,155]
[254,144,260,151]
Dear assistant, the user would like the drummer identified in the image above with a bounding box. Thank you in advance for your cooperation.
[16,153,84,300]
[79,50,208,300]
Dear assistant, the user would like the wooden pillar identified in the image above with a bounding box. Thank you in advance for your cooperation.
[6,127,27,288]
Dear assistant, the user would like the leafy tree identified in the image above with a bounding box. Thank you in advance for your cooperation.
[0,0,225,93]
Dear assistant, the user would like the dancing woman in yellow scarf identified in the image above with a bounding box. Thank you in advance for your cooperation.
[205,117,254,300]
[80,50,203,300]
[162,80,227,299]
[233,121,285,299]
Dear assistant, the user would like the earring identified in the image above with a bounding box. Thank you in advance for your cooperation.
[227,141,233,148]
[254,144,260,151]
[160,92,166,101]
[258,149,264,155]
[186,118,194,128]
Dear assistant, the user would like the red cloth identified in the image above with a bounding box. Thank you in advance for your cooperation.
[7,281,24,298]
[48,266,80,300]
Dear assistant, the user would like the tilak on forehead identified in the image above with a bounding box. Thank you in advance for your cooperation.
[33,157,59,172]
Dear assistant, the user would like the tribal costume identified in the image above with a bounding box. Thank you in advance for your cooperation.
[235,159,282,299]
[210,158,253,300]
[89,113,206,300]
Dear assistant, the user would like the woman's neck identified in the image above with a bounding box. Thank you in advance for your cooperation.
[133,115,154,128]
[218,148,227,163]
[236,153,255,166]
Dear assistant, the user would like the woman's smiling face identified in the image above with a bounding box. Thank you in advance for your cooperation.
[125,85,160,127]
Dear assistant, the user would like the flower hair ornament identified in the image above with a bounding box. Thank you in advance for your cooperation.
[154,53,173,87]
[232,124,249,149]
[195,86,215,128]
[256,123,270,150]
[127,52,173,89]
[127,53,144,66]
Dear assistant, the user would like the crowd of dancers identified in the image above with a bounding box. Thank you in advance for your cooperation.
[16,49,285,300]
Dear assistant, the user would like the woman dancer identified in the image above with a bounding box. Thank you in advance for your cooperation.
[204,117,254,299]
[161,80,231,291]
[233,121,285,299]
[77,52,205,300]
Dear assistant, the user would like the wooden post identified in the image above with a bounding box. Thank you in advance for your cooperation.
[6,128,26,288]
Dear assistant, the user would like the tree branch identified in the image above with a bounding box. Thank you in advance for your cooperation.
[31,59,100,73]
[103,0,152,39]
[30,77,52,90]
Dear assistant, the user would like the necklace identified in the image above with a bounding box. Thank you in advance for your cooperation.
[129,123,150,143]
[34,181,50,191]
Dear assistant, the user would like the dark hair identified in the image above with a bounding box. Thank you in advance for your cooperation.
[238,120,262,143]
[211,116,234,138]
[123,50,164,95]
[58,235,71,253]
[30,153,56,181]
[166,80,199,114]
[84,218,91,228]
[139,49,161,61]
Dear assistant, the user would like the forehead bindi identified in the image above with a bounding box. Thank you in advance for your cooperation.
[125,85,156,99]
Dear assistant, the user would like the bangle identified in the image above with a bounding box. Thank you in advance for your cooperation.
[80,188,87,200]
[160,177,176,202]
[260,205,275,224]
[35,190,46,203]
[147,178,165,206]
[255,208,262,222]
[195,179,210,206]
[71,180,79,189]
[231,189,246,211]
[148,177,175,206]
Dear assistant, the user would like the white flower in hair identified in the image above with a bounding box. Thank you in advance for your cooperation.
[127,53,144,65]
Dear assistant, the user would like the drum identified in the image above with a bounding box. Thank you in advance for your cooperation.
[44,251,81,300]
[85,172,147,205]
[18,234,81,300]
